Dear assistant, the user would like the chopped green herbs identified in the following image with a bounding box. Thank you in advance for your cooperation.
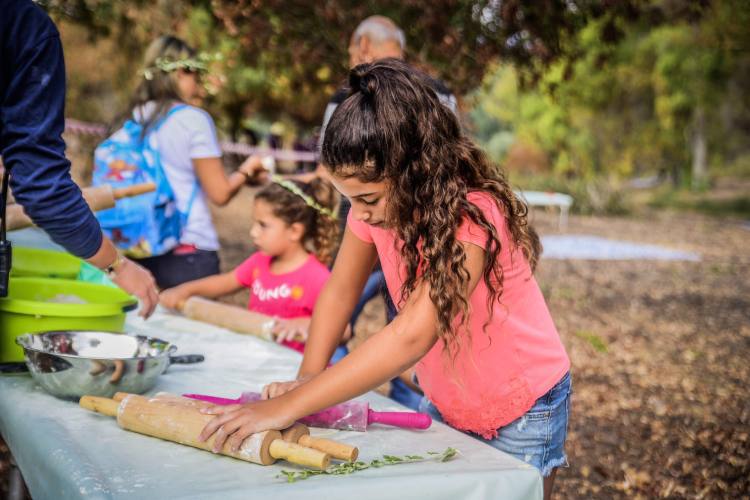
[278,447,459,483]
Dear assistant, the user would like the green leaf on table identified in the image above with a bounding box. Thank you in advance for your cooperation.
[277,447,459,483]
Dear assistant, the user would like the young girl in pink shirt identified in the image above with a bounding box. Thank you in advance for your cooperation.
[199,59,571,499]
[159,177,341,353]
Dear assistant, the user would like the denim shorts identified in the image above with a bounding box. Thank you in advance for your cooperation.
[418,372,571,477]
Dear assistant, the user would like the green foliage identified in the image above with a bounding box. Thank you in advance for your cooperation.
[648,188,750,218]
[45,0,679,131]
[724,154,750,178]
[574,330,609,354]
[511,172,631,215]
[41,0,750,194]
[470,1,750,196]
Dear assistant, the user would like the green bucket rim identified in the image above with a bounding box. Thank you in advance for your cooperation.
[9,246,83,278]
[0,278,137,317]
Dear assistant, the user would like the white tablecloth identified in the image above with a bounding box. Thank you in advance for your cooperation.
[0,229,542,499]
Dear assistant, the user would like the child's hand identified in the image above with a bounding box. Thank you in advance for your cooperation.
[238,155,269,185]
[109,258,159,319]
[198,399,296,453]
[159,286,192,311]
[272,317,311,344]
[262,375,313,400]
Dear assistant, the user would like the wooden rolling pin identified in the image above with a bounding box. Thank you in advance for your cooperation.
[80,395,330,469]
[6,182,155,231]
[177,296,305,342]
[112,392,357,461]
[113,391,211,408]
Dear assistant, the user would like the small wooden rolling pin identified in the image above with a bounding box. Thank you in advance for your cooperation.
[6,182,156,231]
[176,296,305,342]
[282,423,359,462]
[80,395,330,469]
[112,392,358,462]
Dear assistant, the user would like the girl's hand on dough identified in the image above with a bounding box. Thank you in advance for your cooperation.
[261,374,312,400]
[158,286,191,311]
[198,399,295,453]
[273,317,311,344]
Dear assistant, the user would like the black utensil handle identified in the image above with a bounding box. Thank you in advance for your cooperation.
[0,241,11,298]
[122,302,138,313]
[0,166,11,298]
[0,362,28,374]
[169,354,204,364]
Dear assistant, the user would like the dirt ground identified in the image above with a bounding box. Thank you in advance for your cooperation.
[2,185,748,499]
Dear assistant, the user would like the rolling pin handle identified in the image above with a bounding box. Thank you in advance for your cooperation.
[79,396,119,417]
[268,439,331,470]
[113,182,157,199]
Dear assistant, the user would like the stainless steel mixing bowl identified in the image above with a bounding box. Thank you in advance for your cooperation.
[15,330,203,399]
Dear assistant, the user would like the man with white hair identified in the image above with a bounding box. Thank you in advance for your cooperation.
[348,15,405,66]
[320,16,457,143]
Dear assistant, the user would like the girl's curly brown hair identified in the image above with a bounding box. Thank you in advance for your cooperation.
[321,58,541,359]
[255,178,339,266]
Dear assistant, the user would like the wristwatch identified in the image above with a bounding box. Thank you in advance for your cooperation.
[104,255,126,279]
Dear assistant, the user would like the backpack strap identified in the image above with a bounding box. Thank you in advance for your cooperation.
[152,104,200,233]
[180,180,200,228]
[154,103,189,131]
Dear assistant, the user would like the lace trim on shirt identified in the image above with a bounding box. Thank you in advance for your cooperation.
[433,376,535,440]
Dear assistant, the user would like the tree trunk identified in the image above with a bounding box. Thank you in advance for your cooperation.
[691,105,708,189]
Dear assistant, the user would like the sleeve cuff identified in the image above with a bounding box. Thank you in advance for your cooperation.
[44,216,103,259]
[346,211,374,243]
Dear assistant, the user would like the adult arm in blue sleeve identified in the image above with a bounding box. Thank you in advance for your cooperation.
[0,32,102,258]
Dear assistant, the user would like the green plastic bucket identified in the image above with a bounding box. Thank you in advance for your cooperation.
[10,247,83,279]
[0,278,137,362]
[9,246,116,286]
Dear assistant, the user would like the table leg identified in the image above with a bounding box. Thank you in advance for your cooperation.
[7,455,28,500]
[559,206,569,231]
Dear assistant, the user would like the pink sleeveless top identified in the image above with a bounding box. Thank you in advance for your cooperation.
[347,191,570,438]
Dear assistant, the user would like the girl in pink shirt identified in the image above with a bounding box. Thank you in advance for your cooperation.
[199,59,571,499]
[160,177,342,353]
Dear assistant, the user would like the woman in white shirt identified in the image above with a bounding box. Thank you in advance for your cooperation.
[120,35,264,288]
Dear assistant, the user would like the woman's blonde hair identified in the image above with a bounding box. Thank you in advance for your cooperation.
[118,35,198,134]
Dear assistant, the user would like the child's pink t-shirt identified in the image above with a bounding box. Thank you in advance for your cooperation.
[347,191,570,438]
[234,252,330,353]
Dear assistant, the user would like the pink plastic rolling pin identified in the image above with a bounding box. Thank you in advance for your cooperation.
[182,392,432,432]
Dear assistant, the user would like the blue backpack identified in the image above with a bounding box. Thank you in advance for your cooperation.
[93,105,197,258]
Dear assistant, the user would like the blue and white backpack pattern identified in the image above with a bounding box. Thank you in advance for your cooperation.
[93,105,197,258]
